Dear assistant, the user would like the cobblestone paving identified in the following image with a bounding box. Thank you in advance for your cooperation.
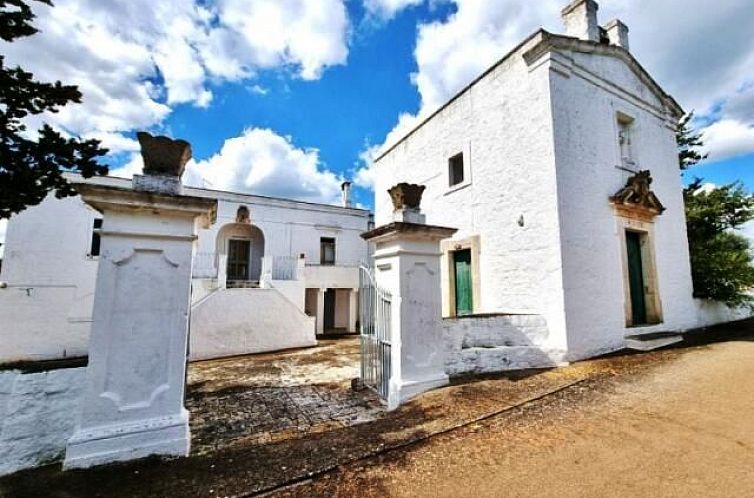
[186,338,384,454]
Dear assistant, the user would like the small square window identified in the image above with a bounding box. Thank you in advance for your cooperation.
[320,237,335,265]
[448,153,464,187]
[89,218,103,257]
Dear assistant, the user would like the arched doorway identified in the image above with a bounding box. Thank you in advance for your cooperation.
[216,222,265,287]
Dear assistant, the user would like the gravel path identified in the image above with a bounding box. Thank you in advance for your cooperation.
[274,329,754,498]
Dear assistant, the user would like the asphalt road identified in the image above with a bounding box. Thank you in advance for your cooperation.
[277,334,754,497]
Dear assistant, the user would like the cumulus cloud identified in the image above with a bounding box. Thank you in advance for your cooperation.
[1,0,350,153]
[109,129,345,205]
[353,143,382,189]
[702,120,754,163]
[185,129,344,204]
[364,0,424,20]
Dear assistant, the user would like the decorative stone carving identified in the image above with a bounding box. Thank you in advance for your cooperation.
[610,170,665,216]
[137,132,192,177]
[236,205,250,224]
[388,183,426,211]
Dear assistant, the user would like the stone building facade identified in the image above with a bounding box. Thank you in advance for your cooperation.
[373,0,739,368]
[0,175,371,363]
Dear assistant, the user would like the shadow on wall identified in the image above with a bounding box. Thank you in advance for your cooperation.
[443,313,565,376]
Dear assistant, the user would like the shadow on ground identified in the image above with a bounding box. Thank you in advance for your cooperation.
[1,319,752,498]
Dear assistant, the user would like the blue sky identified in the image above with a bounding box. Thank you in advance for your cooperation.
[2,0,754,219]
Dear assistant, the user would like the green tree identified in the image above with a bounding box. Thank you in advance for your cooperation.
[677,112,707,170]
[679,114,754,306]
[0,0,108,219]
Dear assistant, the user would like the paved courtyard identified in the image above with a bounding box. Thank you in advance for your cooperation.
[186,337,384,453]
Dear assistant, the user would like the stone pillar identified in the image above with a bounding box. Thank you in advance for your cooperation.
[316,288,326,335]
[64,133,217,469]
[362,183,456,410]
[348,288,358,332]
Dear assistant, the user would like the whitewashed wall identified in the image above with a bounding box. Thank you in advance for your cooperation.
[374,33,570,357]
[193,189,369,269]
[0,367,85,476]
[0,178,370,363]
[0,196,100,362]
[548,48,698,360]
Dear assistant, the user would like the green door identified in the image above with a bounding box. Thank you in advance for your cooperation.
[453,249,473,316]
[626,231,647,325]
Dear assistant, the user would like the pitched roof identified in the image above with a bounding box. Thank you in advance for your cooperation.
[375,29,683,162]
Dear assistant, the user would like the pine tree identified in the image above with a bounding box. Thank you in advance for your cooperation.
[0,0,108,219]
[679,116,754,306]
[677,112,707,170]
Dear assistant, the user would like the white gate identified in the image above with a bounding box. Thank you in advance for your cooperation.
[359,265,392,401]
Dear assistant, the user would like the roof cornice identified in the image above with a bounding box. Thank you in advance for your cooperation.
[523,32,684,119]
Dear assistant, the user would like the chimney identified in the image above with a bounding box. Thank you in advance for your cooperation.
[604,19,629,50]
[341,181,352,208]
[561,0,600,42]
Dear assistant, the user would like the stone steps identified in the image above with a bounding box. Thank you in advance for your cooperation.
[624,331,683,351]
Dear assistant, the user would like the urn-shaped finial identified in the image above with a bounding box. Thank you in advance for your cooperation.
[388,183,425,211]
[137,132,192,177]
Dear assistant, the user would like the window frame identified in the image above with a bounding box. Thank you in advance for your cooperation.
[444,142,472,195]
[88,218,103,258]
[448,152,465,188]
[320,237,336,266]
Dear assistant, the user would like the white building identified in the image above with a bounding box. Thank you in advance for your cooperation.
[374,0,739,370]
[0,174,371,363]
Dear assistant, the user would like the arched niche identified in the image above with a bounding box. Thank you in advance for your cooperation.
[216,223,265,283]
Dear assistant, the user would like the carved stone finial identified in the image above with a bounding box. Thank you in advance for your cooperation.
[137,132,192,177]
[610,170,665,215]
[388,183,426,211]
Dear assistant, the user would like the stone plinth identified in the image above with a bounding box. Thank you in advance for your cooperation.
[63,183,216,469]
[362,221,456,410]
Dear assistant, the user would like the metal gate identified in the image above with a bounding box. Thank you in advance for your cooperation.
[359,265,392,401]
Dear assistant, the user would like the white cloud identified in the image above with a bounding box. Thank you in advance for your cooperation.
[110,154,145,180]
[202,0,350,81]
[0,0,350,152]
[364,0,424,20]
[702,119,754,163]
[249,85,269,96]
[353,143,382,189]
[185,128,344,204]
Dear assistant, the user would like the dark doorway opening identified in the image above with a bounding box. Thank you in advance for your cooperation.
[227,239,250,283]
[323,288,336,330]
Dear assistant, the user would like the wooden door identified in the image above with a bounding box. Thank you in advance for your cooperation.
[227,239,250,282]
[453,249,473,316]
[626,231,647,325]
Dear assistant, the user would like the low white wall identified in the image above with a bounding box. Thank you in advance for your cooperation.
[189,288,316,360]
[0,286,90,363]
[443,314,564,376]
[0,367,85,476]
[693,298,752,329]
